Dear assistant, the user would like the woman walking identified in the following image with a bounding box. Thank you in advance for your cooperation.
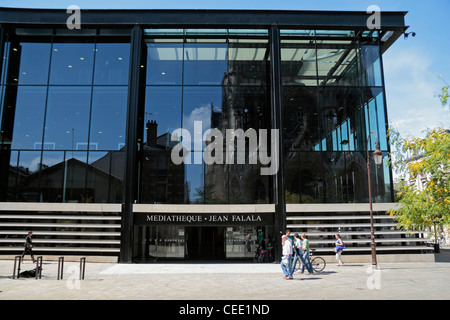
[291,234,305,274]
[335,234,345,266]
[300,233,313,274]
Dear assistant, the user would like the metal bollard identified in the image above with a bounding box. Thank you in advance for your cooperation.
[80,257,86,280]
[13,256,22,279]
[35,256,43,279]
[57,256,64,280]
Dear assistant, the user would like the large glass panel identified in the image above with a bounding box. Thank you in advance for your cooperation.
[9,86,47,150]
[226,225,274,260]
[228,39,268,86]
[44,86,92,150]
[281,37,317,86]
[363,87,388,150]
[360,45,382,87]
[146,42,183,85]
[226,86,270,132]
[94,43,130,85]
[139,145,184,204]
[144,86,182,143]
[183,43,227,85]
[6,150,19,201]
[316,39,358,86]
[318,86,364,152]
[185,152,205,204]
[49,42,95,85]
[89,150,124,203]
[59,151,88,203]
[284,152,323,203]
[182,86,223,151]
[87,151,110,203]
[90,86,127,151]
[8,42,51,85]
[148,226,185,259]
[140,86,184,204]
[39,151,66,202]
[282,86,319,153]
[13,150,42,201]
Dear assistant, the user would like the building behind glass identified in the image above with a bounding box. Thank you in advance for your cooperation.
[0,8,429,262]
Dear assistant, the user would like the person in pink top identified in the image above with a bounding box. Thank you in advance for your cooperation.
[280,235,293,280]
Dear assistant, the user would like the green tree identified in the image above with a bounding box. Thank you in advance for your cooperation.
[437,77,449,107]
[387,127,450,243]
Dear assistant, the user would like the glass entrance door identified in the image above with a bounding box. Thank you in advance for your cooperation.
[185,227,225,260]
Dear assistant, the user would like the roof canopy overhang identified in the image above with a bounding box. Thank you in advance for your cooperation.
[0,8,408,52]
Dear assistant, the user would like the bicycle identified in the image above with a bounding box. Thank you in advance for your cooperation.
[293,248,326,273]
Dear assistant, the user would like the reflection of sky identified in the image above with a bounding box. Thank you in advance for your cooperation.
[9,41,129,152]
[185,158,204,203]
[182,86,223,151]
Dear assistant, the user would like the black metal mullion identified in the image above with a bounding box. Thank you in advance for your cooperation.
[269,26,285,262]
[120,25,143,263]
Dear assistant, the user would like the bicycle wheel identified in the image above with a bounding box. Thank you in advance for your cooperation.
[311,257,326,272]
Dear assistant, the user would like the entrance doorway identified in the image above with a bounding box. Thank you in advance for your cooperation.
[185,227,225,260]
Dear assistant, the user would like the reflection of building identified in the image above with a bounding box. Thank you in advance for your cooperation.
[0,8,432,263]
[140,120,185,204]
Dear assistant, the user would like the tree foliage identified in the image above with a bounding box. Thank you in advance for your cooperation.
[388,127,450,238]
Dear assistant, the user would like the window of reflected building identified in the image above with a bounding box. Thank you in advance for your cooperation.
[0,29,130,202]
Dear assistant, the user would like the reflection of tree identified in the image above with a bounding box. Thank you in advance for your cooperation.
[194,184,226,204]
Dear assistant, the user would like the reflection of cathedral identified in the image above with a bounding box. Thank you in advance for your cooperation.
[203,60,272,204]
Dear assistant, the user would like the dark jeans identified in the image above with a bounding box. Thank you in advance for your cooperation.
[21,247,35,262]
[291,251,306,274]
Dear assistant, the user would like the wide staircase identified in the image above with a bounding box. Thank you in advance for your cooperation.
[0,203,121,262]
[285,203,431,260]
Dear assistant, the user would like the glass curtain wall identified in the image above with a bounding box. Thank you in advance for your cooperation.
[140,29,272,204]
[281,30,392,204]
[0,28,130,203]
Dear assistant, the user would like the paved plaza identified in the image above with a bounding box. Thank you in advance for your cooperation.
[1,248,449,301]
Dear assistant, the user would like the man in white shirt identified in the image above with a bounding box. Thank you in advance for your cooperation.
[280,235,293,280]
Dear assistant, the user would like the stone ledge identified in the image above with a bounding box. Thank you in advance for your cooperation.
[0,255,118,263]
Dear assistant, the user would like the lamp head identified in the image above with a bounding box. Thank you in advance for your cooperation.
[373,147,383,166]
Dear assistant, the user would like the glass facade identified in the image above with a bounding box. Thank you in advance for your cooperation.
[140,29,272,205]
[0,29,130,203]
[0,18,401,261]
[0,28,392,206]
[281,30,391,204]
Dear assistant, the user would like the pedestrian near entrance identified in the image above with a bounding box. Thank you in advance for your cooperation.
[300,233,313,274]
[291,234,306,274]
[21,231,35,263]
[335,234,345,266]
[285,229,295,255]
[280,235,293,280]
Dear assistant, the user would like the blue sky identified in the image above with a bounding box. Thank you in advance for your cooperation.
[2,0,450,138]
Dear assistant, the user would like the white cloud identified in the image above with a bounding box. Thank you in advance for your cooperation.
[383,47,450,139]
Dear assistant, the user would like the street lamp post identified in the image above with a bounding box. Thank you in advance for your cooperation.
[367,132,383,269]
